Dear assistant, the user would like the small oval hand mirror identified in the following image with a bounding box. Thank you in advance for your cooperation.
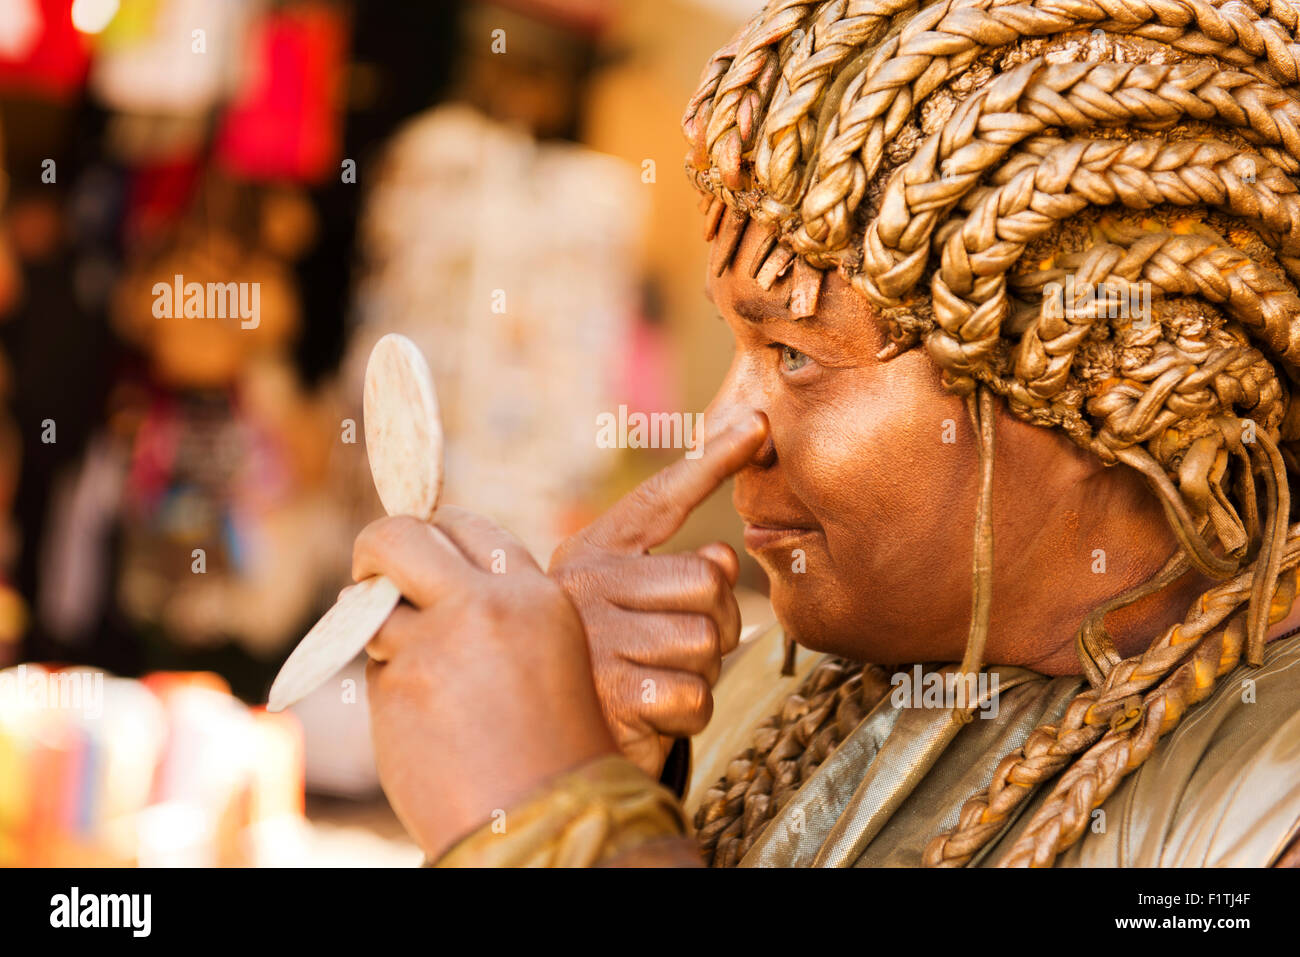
[267,334,443,712]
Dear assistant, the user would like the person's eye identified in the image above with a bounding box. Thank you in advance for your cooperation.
[777,343,813,374]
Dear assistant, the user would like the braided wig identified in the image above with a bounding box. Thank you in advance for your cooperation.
[684,0,1300,867]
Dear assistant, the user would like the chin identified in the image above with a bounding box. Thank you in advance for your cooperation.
[765,569,856,657]
[764,566,913,664]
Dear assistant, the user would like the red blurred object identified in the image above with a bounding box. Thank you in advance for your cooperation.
[0,0,91,101]
[123,157,203,245]
[487,0,614,37]
[214,3,347,185]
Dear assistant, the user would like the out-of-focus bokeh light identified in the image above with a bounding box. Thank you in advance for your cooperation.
[0,0,43,59]
[71,0,119,35]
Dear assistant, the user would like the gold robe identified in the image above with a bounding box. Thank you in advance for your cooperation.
[685,625,1300,866]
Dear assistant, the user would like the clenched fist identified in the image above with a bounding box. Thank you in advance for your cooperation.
[357,507,616,861]
[549,411,769,778]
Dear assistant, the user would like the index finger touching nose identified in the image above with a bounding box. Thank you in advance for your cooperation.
[582,409,768,553]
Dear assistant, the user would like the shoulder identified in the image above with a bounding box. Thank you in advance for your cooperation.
[1064,631,1300,867]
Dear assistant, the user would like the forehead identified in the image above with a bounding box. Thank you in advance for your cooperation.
[704,218,891,356]
[704,215,799,316]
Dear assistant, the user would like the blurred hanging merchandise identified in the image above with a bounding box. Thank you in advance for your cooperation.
[88,0,258,165]
[37,173,350,688]
[213,2,347,185]
[115,183,343,662]
[341,101,646,561]
[90,0,254,115]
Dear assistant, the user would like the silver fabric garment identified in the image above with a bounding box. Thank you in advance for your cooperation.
[686,625,1300,866]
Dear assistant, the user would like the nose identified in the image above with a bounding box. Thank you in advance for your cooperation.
[702,380,776,469]
[750,424,776,467]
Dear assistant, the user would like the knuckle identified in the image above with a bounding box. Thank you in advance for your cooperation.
[475,588,516,626]
[486,574,569,629]
[632,473,668,511]
[681,678,714,732]
[626,670,657,718]
[677,554,725,594]
[687,615,721,661]
[354,516,418,566]
[374,515,422,548]
[552,562,612,612]
[700,557,728,593]
[370,642,432,696]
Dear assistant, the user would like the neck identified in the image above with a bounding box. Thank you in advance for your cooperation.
[1020,560,1211,676]
[986,442,1221,676]
[1006,495,1298,676]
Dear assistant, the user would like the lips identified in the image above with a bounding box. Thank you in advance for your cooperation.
[742,521,819,551]
[734,481,820,553]
[736,504,820,550]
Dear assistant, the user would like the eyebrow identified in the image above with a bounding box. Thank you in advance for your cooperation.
[705,284,795,324]
[730,294,791,324]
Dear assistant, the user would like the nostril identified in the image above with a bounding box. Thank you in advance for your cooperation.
[752,430,776,468]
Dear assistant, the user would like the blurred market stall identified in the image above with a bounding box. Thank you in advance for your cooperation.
[0,0,765,866]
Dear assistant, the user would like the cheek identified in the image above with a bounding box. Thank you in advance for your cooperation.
[777,355,974,556]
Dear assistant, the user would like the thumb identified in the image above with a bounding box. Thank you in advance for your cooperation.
[696,541,739,587]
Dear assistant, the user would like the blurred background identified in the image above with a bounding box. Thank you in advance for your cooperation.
[0,0,774,866]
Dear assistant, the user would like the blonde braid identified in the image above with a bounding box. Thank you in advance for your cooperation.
[925,554,1300,865]
[695,2,826,191]
[755,0,920,206]
[998,549,1298,865]
[927,136,1300,395]
[793,0,1300,258]
[694,658,893,866]
[859,58,1300,305]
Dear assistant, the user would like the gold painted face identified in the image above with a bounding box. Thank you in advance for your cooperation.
[701,217,1207,673]
[684,0,1300,674]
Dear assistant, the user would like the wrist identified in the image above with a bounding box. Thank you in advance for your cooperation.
[403,716,618,862]
[431,753,693,867]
